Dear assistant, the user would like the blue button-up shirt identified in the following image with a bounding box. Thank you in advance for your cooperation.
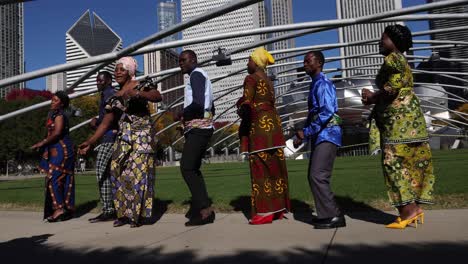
[302,72,342,147]
[97,85,118,144]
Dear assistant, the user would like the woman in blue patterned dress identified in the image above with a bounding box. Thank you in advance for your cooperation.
[31,91,75,222]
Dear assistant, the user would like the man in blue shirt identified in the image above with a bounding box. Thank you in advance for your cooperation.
[294,51,345,229]
[78,71,119,223]
[178,50,215,226]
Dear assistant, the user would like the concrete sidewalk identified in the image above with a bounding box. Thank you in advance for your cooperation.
[1,209,467,263]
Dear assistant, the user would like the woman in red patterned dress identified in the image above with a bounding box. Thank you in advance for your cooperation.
[236,47,290,225]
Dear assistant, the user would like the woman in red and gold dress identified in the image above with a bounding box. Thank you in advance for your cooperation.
[236,47,290,225]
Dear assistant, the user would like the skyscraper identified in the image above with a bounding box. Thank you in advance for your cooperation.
[144,0,183,113]
[65,10,122,91]
[336,0,402,78]
[259,0,295,97]
[158,0,178,43]
[427,0,468,102]
[261,0,294,53]
[181,0,294,122]
[144,49,184,113]
[0,2,24,98]
[428,0,468,58]
[46,72,67,93]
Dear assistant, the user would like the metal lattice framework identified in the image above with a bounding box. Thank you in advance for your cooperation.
[1,0,468,159]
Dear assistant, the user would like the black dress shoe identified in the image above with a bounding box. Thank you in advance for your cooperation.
[313,215,346,229]
[185,207,194,219]
[185,211,215,226]
[89,212,116,223]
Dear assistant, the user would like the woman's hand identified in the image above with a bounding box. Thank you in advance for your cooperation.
[116,80,139,98]
[78,141,91,155]
[31,140,46,150]
[293,130,304,148]
[361,88,376,105]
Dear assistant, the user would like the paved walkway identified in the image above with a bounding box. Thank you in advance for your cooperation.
[1,209,467,263]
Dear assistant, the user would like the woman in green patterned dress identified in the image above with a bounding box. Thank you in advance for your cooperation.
[362,25,435,229]
[110,57,162,228]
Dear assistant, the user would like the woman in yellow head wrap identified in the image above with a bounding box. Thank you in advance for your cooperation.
[236,47,290,225]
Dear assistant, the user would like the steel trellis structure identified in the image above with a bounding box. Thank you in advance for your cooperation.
[1,0,468,156]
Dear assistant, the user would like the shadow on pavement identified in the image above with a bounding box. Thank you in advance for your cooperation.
[147,198,172,224]
[1,234,467,263]
[73,200,99,218]
[229,195,396,226]
[71,198,172,225]
[230,196,316,223]
[290,199,316,224]
[336,196,396,225]
[229,196,251,220]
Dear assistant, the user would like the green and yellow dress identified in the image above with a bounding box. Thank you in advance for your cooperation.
[370,52,435,207]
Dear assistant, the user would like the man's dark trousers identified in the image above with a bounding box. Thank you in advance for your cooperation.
[308,141,341,219]
[180,128,213,212]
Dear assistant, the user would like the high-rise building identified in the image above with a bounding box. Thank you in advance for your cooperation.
[66,10,122,91]
[46,72,67,93]
[144,49,184,113]
[158,0,178,43]
[336,0,402,78]
[0,2,24,98]
[144,1,183,113]
[181,0,294,122]
[259,0,295,97]
[426,0,468,108]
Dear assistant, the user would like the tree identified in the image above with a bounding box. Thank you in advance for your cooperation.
[152,112,183,159]
[452,103,468,129]
[5,88,53,101]
[211,122,240,153]
[0,97,49,163]
[66,93,100,145]
[0,92,100,166]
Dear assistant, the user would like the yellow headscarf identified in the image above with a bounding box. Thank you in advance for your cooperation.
[250,47,275,69]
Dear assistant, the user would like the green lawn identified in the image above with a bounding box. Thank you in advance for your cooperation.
[1,149,467,213]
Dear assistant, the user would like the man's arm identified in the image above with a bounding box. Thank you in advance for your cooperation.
[183,71,206,121]
[78,112,115,155]
[302,81,336,139]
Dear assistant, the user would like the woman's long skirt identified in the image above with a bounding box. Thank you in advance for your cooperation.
[39,137,75,219]
[249,148,290,216]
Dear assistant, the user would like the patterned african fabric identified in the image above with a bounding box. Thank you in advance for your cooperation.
[372,52,429,144]
[368,119,381,155]
[371,52,435,207]
[237,72,290,215]
[382,142,435,206]
[39,109,75,219]
[249,149,290,215]
[111,114,155,223]
[237,73,286,154]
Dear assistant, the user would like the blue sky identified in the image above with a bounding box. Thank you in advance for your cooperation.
[24,0,429,90]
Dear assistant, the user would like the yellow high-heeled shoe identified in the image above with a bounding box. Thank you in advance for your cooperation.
[394,212,425,225]
[386,213,424,229]
[417,212,424,224]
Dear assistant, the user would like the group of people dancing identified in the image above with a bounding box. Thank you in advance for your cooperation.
[31,25,435,230]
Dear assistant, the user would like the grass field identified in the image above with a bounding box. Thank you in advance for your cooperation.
[0,149,467,214]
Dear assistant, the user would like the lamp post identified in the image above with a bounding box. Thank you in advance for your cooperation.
[5,160,13,177]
